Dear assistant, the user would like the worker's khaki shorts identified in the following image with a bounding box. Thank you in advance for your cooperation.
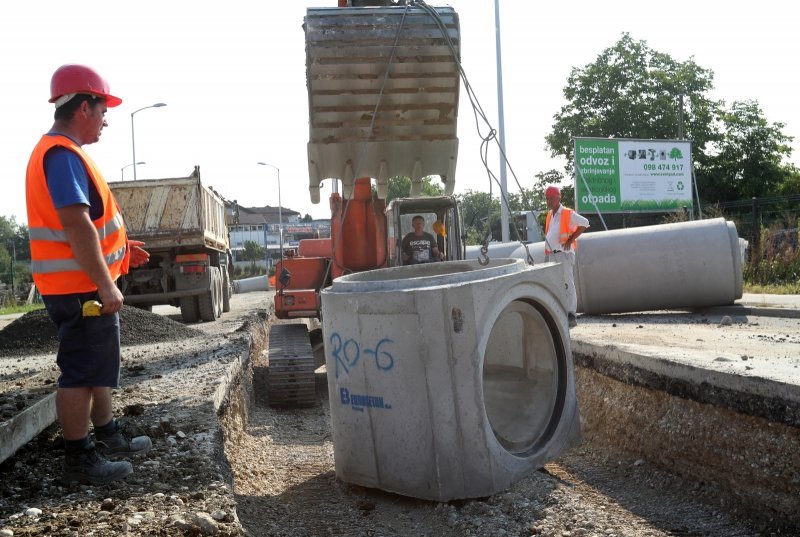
[42,291,121,388]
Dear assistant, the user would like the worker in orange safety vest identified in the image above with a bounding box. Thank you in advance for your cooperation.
[544,186,589,328]
[25,64,153,485]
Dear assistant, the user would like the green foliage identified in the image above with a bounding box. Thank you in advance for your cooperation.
[385,176,444,202]
[545,33,797,204]
[744,254,800,289]
[301,214,314,222]
[619,199,688,211]
[241,240,265,269]
[547,33,720,174]
[697,100,795,200]
[743,221,799,288]
[458,185,546,245]
[0,302,44,315]
[0,216,31,293]
[778,165,800,197]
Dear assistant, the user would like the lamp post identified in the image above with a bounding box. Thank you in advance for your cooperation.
[131,103,166,181]
[257,162,283,263]
[121,161,146,181]
[7,240,14,300]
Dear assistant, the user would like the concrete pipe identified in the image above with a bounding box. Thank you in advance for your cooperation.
[232,275,269,294]
[467,218,743,315]
[321,259,581,501]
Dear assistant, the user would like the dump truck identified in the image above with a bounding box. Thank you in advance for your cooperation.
[108,166,233,322]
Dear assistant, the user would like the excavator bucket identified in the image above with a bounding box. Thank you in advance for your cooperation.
[304,5,460,202]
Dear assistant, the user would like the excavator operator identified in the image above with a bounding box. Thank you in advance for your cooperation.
[401,215,442,265]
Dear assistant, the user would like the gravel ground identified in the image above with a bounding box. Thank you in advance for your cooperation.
[0,293,268,536]
[1,291,797,536]
[224,348,775,537]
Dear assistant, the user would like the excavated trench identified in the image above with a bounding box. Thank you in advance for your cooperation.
[218,311,799,536]
[1,294,796,535]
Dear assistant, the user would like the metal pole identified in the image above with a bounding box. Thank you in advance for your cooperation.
[257,162,283,265]
[8,240,14,299]
[263,219,269,272]
[131,113,137,180]
[495,0,509,242]
[277,168,284,263]
[678,93,685,140]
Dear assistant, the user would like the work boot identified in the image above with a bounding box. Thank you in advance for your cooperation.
[95,422,152,459]
[63,446,133,485]
[568,313,578,328]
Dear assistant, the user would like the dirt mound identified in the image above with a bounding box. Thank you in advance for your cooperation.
[0,306,203,357]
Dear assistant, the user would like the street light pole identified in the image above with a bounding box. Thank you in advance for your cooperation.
[257,162,283,263]
[7,240,14,300]
[121,161,146,181]
[131,103,166,181]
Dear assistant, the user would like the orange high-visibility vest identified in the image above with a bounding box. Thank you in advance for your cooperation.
[545,207,578,254]
[26,134,130,295]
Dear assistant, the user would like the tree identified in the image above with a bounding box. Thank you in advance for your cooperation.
[697,100,795,200]
[458,186,544,245]
[0,216,31,294]
[457,190,497,245]
[242,240,265,270]
[546,33,721,174]
[302,214,313,222]
[384,176,443,203]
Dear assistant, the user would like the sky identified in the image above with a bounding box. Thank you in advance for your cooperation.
[2,1,798,227]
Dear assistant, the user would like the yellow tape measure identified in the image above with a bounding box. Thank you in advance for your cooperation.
[81,300,103,317]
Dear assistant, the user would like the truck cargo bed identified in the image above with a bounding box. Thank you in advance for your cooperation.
[109,168,228,252]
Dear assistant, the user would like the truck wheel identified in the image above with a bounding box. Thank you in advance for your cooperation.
[222,269,231,313]
[199,267,219,322]
[215,268,223,318]
[180,296,200,323]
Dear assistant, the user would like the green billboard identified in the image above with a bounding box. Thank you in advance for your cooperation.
[574,138,693,213]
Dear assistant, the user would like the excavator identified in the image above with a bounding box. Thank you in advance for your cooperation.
[268,0,466,406]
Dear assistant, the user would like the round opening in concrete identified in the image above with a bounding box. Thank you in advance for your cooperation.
[482,300,566,455]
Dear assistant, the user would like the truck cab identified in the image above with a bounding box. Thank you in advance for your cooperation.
[385,196,465,267]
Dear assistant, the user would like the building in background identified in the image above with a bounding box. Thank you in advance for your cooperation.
[228,205,331,267]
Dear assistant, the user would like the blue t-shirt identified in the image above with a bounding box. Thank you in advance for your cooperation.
[43,133,103,221]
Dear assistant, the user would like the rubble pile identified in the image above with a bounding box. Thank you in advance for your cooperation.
[0,306,203,357]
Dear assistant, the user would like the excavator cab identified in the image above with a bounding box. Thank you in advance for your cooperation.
[386,195,465,267]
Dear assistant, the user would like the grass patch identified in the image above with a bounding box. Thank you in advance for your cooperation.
[620,199,690,211]
[743,283,800,295]
[0,303,44,316]
[742,219,798,293]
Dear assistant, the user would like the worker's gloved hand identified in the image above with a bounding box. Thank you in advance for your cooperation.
[128,240,150,268]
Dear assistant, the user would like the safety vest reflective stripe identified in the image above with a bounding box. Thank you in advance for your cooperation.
[30,244,127,274]
[28,212,124,242]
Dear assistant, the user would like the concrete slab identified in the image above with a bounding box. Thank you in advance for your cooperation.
[740,292,800,310]
[571,304,800,425]
[0,393,56,464]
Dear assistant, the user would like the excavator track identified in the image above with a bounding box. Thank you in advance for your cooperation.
[267,324,317,407]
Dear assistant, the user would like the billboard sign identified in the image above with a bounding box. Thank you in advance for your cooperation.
[574,138,693,213]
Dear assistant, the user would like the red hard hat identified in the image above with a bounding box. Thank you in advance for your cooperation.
[545,186,561,198]
[49,64,122,107]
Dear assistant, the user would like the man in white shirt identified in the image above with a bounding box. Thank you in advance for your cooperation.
[544,186,589,328]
